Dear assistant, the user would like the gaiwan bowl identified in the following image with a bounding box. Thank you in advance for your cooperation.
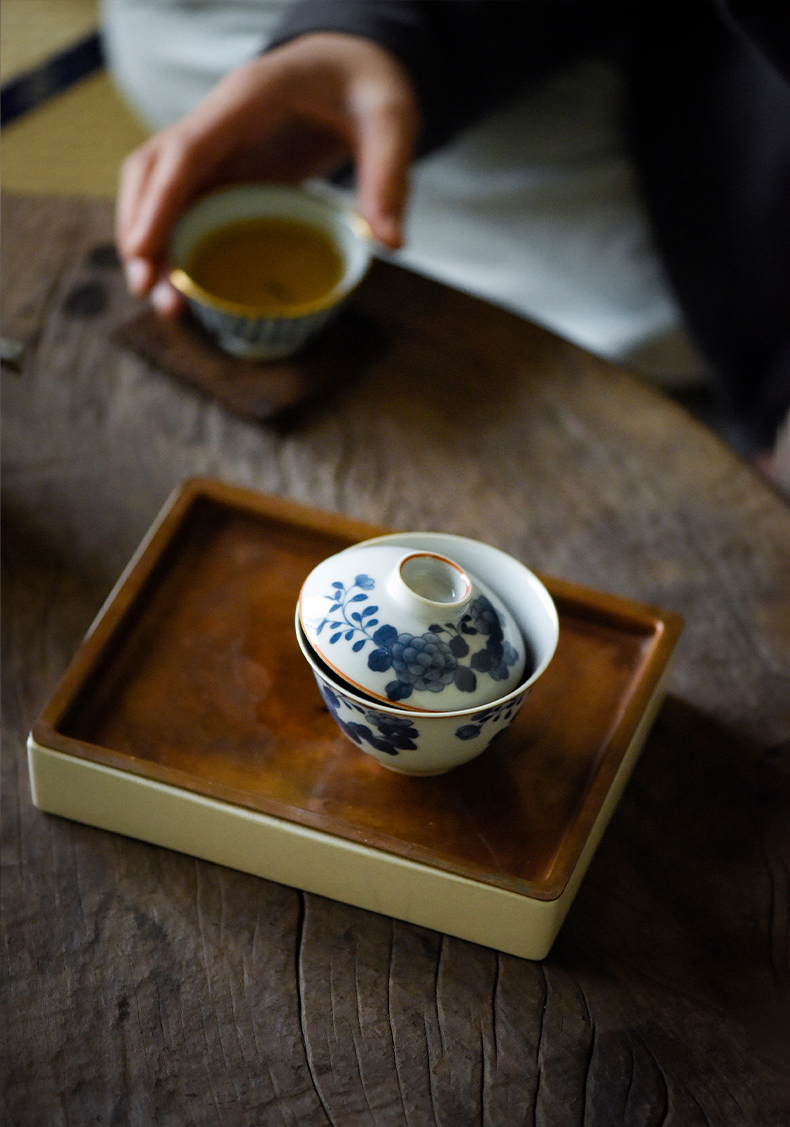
[169,183,373,360]
[295,533,559,776]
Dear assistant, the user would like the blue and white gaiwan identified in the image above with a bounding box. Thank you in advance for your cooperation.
[296,536,560,775]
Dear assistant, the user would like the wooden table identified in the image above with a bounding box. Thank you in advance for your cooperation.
[2,192,789,1125]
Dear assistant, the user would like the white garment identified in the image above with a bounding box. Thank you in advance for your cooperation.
[100,0,707,382]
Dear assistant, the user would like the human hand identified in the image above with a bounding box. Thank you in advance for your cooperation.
[115,32,420,313]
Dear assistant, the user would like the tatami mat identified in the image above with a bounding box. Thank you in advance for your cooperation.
[1,0,149,197]
[2,0,99,78]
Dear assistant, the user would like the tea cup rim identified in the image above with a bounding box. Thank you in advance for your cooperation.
[168,182,374,319]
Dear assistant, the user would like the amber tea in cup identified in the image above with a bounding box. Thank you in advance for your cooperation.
[184,216,344,313]
[169,184,373,359]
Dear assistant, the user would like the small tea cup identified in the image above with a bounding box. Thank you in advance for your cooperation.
[169,184,373,360]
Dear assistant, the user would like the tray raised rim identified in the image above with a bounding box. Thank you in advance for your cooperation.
[31,476,683,902]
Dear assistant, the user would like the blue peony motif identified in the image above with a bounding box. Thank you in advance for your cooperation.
[319,684,419,755]
[316,578,520,703]
[454,698,521,741]
[321,677,525,756]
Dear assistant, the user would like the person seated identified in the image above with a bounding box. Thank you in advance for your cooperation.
[102,0,790,486]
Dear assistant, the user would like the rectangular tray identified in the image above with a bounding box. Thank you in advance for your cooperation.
[29,477,682,959]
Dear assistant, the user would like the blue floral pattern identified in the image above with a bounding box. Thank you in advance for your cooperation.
[314,574,520,703]
[318,682,528,762]
[319,685,419,756]
[454,697,524,741]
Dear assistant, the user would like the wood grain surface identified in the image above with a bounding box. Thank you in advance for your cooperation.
[2,192,789,1124]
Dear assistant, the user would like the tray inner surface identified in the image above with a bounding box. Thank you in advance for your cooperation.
[46,490,668,900]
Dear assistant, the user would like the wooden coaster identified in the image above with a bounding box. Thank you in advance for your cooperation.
[113,304,383,422]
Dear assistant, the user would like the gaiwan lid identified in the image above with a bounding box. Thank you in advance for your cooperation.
[298,544,526,711]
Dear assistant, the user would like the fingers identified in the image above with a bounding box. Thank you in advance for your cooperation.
[116,117,223,290]
[117,133,192,261]
[114,34,420,312]
[339,41,419,250]
[352,85,418,249]
[122,255,153,297]
[116,133,191,303]
[118,122,219,315]
[116,59,271,292]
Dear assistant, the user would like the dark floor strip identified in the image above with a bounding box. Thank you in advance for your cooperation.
[1,32,104,127]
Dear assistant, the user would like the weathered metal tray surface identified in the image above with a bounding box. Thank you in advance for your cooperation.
[32,477,682,902]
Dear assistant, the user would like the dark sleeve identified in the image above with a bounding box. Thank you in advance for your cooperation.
[266,1,620,155]
[718,1,790,80]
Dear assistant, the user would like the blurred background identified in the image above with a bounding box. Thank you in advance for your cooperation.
[1,0,148,197]
[4,0,776,475]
